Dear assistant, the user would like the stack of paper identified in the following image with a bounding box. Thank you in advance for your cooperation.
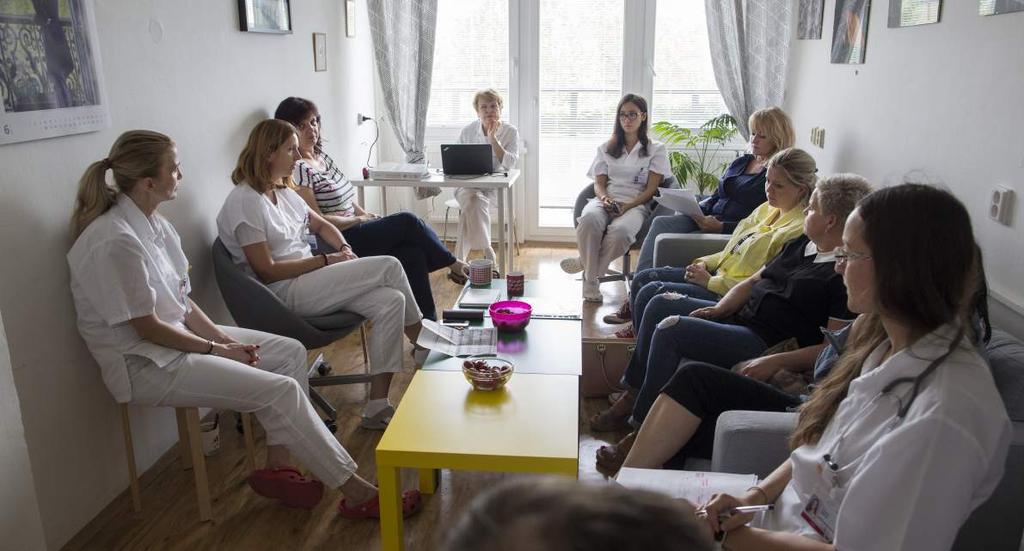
[615,467,758,505]
[656,188,703,218]
[416,319,497,357]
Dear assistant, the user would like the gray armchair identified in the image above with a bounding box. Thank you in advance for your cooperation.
[651,232,731,269]
[709,329,1024,551]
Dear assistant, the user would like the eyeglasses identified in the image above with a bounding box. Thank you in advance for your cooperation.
[834,247,872,263]
[618,112,642,121]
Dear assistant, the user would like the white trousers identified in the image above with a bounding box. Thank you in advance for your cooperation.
[576,199,650,282]
[280,256,421,374]
[454,187,496,261]
[126,325,357,488]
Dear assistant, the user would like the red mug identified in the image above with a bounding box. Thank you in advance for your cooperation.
[506,272,525,297]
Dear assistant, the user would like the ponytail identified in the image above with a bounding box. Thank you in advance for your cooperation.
[69,130,175,239]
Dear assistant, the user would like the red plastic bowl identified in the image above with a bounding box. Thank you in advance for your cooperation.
[489,300,532,332]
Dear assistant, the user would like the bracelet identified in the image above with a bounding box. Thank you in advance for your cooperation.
[746,485,771,505]
[204,340,215,354]
[320,253,329,266]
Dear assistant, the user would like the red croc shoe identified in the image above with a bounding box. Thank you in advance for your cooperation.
[247,467,325,509]
[338,490,423,519]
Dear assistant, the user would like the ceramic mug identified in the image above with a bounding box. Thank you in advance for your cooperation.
[469,259,493,286]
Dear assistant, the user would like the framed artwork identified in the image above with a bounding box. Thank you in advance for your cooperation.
[345,0,356,38]
[980,0,1024,15]
[798,0,825,39]
[889,0,942,27]
[238,0,292,34]
[0,0,109,145]
[313,33,327,72]
[831,0,872,64]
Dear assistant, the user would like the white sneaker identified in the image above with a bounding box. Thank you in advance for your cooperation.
[560,257,584,275]
[583,280,603,302]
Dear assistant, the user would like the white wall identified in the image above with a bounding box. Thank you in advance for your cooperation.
[0,1,376,547]
[783,1,1024,321]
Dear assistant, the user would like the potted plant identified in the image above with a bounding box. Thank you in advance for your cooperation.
[651,114,740,196]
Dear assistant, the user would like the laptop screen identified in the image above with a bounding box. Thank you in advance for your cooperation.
[441,144,493,175]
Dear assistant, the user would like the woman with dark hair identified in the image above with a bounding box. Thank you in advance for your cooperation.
[560,94,670,302]
[274,97,468,320]
[699,184,1010,550]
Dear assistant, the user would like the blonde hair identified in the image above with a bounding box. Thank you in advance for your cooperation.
[472,88,504,111]
[231,119,296,193]
[70,130,175,238]
[766,147,817,204]
[815,173,873,221]
[748,106,795,156]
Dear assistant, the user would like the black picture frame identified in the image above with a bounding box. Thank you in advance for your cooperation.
[238,0,293,34]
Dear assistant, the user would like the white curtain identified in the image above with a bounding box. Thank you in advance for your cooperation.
[704,0,794,138]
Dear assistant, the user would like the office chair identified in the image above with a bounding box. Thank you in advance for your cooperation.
[571,176,677,282]
[211,238,373,433]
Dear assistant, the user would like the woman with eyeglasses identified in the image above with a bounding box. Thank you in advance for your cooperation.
[274,97,469,321]
[697,184,1009,551]
[606,148,815,343]
[592,174,870,468]
[602,107,796,327]
[560,93,670,302]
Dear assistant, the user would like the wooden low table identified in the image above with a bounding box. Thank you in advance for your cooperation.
[375,370,579,550]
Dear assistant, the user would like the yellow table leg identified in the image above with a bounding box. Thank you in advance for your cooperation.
[378,464,403,551]
[418,468,439,494]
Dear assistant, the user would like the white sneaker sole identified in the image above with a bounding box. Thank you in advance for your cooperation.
[560,257,584,275]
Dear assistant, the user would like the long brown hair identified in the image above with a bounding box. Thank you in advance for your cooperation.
[791,184,980,448]
[606,93,649,159]
[70,130,175,238]
[274,96,323,156]
[231,119,297,193]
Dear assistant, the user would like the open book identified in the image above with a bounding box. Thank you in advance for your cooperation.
[615,467,758,505]
[656,188,704,219]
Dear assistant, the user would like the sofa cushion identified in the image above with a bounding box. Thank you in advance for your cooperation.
[985,329,1024,422]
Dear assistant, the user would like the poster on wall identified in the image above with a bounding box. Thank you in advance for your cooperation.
[798,0,825,39]
[980,0,1024,15]
[889,0,942,27]
[0,0,109,145]
[831,0,872,64]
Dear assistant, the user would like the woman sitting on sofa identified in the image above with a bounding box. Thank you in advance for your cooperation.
[698,184,1010,551]
[592,174,871,470]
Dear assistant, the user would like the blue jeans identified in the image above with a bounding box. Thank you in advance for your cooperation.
[629,267,721,323]
[635,214,702,272]
[623,293,767,424]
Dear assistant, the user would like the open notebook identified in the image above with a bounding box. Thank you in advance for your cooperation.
[615,467,758,505]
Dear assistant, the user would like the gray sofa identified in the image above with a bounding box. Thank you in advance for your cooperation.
[654,232,1024,550]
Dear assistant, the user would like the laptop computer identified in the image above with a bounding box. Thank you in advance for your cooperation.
[440,143,494,176]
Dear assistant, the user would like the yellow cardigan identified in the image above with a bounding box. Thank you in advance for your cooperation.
[696,202,806,296]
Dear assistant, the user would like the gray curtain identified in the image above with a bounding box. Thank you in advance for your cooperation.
[368,0,440,199]
[704,0,794,138]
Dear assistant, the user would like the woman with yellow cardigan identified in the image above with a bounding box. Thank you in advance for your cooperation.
[607,148,815,340]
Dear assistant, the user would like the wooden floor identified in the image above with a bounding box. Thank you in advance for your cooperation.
[63,244,634,551]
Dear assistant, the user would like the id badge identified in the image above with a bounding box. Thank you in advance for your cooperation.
[303,215,317,251]
[800,492,838,542]
[179,275,191,307]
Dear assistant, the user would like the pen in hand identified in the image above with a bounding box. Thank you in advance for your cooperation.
[696,504,774,520]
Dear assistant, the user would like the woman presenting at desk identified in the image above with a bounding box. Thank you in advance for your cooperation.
[274,97,468,320]
[454,89,520,263]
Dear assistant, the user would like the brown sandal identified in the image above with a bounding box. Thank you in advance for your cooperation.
[596,431,636,473]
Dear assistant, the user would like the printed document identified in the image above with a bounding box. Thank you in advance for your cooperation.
[656,188,704,219]
[615,467,757,505]
[416,319,497,357]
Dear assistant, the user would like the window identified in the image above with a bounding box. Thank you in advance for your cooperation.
[651,1,727,128]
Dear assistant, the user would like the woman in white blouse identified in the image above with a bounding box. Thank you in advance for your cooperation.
[561,93,669,301]
[68,130,420,517]
[216,120,426,433]
[698,184,1010,550]
[454,88,520,262]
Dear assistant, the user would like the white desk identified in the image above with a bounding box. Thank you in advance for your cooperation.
[354,169,521,274]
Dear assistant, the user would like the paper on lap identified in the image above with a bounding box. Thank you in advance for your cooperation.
[656,188,703,219]
[615,467,758,506]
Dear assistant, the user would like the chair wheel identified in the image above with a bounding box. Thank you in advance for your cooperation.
[324,420,338,433]
[317,362,332,376]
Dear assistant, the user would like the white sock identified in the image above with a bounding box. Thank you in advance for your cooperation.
[363,398,391,418]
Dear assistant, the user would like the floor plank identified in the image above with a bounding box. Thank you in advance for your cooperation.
[62,244,634,551]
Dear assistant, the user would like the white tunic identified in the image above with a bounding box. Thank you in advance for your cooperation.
[586,140,670,203]
[761,323,1011,550]
[67,195,192,403]
[457,119,520,171]
[216,184,312,296]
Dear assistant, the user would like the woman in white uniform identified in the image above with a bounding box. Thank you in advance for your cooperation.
[699,184,1011,550]
[560,93,669,302]
[217,119,425,432]
[67,130,420,517]
[454,88,519,263]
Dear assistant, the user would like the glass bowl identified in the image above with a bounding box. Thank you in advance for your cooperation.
[461,357,514,391]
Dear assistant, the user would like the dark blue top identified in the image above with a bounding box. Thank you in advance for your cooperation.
[699,154,768,234]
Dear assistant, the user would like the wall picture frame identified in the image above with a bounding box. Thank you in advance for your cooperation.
[313,33,327,72]
[798,0,825,39]
[345,0,356,38]
[980,0,1024,16]
[831,0,872,64]
[238,0,292,34]
[889,0,942,27]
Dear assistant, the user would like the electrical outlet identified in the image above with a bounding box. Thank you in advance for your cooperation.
[357,113,366,125]
[989,185,1015,226]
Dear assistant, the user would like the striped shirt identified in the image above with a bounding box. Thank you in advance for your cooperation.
[292,153,356,216]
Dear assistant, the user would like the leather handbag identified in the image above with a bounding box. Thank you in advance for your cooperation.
[581,337,635,397]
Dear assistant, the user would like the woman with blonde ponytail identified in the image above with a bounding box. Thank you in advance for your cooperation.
[67,130,419,517]
[699,184,1010,551]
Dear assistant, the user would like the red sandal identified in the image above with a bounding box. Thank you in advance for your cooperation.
[338,490,423,519]
[247,467,324,509]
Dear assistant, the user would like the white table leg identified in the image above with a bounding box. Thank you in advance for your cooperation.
[508,182,516,273]
[497,188,506,276]
[357,186,365,210]
[381,187,389,215]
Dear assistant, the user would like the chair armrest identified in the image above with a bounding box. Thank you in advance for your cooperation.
[711,410,797,478]
[652,233,730,268]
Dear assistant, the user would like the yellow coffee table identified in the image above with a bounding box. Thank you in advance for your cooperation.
[375,370,579,550]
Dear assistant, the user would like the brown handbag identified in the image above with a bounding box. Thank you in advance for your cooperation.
[581,337,635,397]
